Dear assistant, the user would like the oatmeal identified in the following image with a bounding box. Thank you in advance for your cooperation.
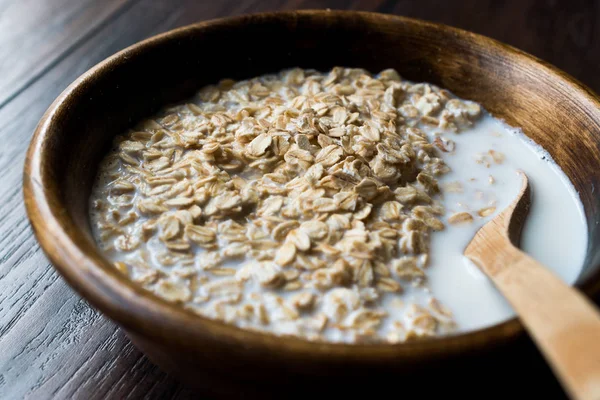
[90,67,588,342]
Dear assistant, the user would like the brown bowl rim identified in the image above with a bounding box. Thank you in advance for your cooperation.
[23,9,600,362]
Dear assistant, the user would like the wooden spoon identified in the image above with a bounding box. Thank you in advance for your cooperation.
[464,171,600,400]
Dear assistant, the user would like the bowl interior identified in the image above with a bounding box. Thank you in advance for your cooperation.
[28,11,600,351]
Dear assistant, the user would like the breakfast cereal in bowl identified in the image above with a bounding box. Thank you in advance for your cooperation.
[90,67,587,343]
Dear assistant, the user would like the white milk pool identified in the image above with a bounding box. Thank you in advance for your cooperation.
[424,113,588,332]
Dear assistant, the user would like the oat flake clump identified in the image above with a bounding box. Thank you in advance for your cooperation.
[90,67,481,343]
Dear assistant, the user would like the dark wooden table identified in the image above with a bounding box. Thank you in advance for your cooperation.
[1,0,598,398]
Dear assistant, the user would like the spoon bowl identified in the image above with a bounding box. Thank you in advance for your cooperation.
[465,171,600,400]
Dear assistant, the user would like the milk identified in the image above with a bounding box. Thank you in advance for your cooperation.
[422,114,588,332]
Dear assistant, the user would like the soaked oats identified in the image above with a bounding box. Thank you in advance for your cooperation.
[90,67,484,343]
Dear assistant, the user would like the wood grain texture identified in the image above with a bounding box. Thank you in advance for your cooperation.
[24,7,600,399]
[377,0,600,94]
[495,254,600,400]
[0,2,389,399]
[2,1,600,399]
[0,0,134,108]
[465,173,600,400]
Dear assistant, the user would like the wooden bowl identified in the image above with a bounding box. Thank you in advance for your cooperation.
[23,10,600,397]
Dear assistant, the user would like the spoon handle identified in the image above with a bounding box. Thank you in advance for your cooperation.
[484,245,600,400]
